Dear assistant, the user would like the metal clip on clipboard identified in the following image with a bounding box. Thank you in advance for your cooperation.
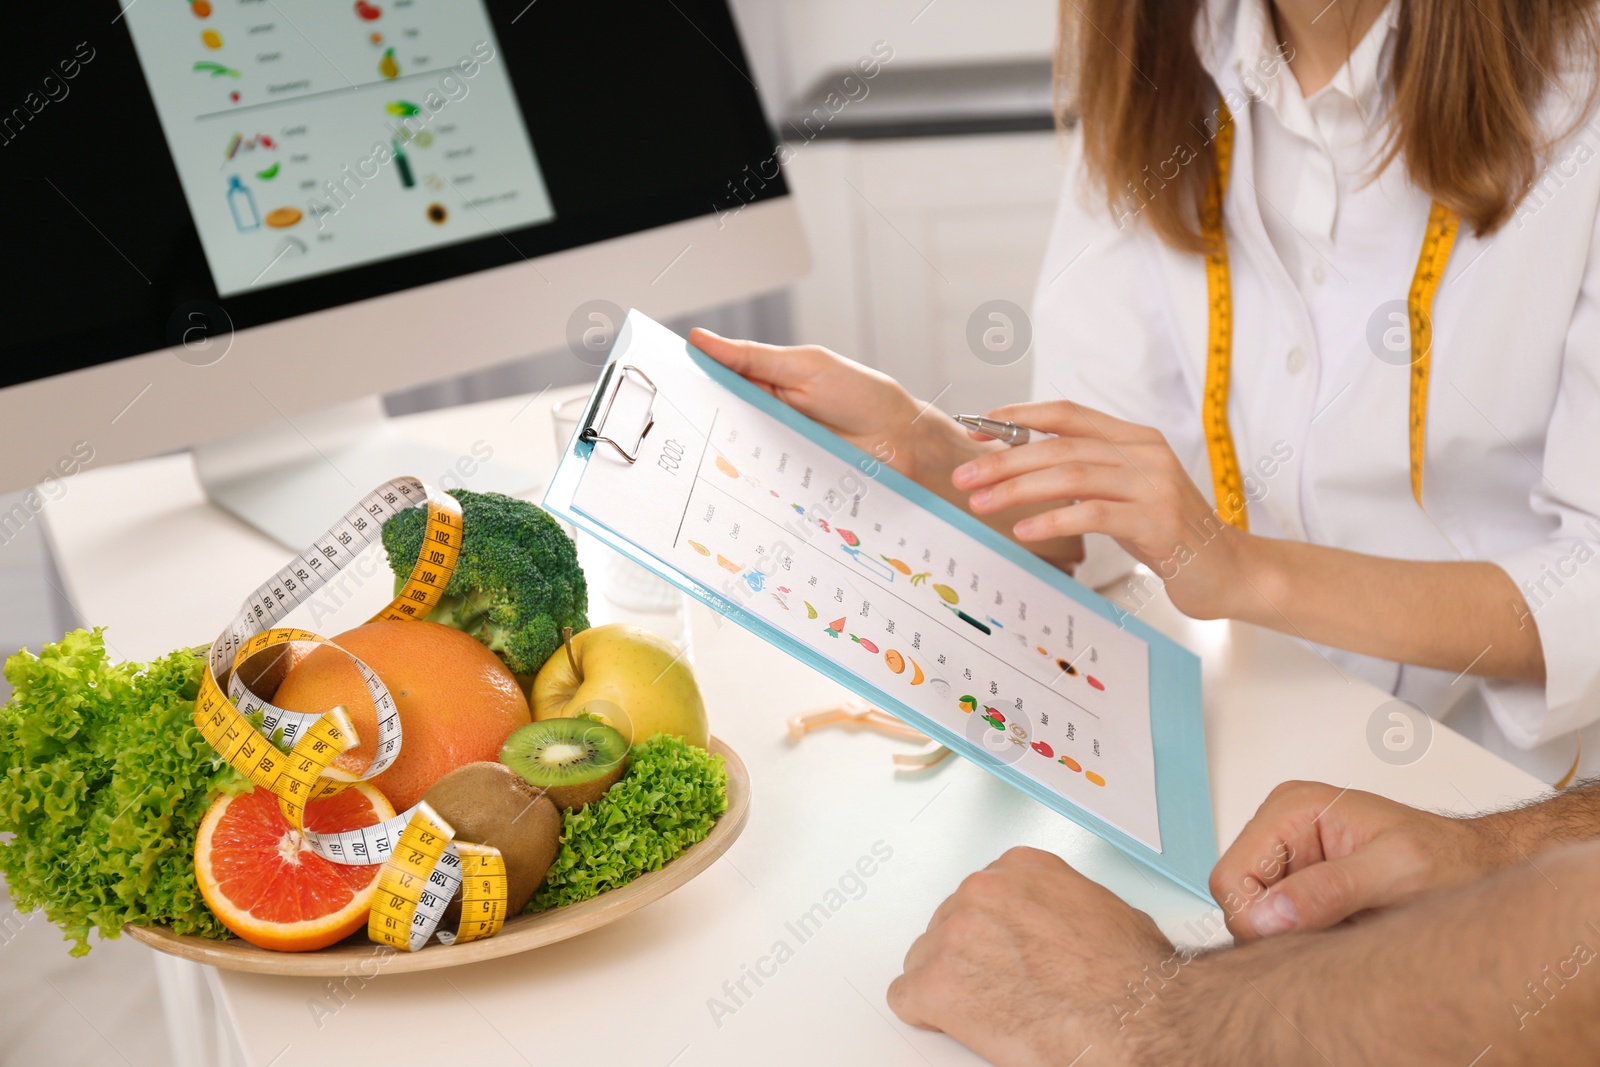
[579,362,657,463]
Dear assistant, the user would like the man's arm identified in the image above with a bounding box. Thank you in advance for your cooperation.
[1135,840,1600,1066]
[1478,778,1600,857]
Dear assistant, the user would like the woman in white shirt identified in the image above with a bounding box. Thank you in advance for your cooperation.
[694,0,1600,782]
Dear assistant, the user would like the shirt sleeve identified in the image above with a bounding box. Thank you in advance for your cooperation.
[1484,204,1600,749]
[1029,127,1205,591]
[1029,127,1203,476]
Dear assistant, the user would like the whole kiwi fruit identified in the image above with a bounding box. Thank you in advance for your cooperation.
[420,761,562,926]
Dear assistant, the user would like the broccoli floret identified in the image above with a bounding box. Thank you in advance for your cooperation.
[381,490,588,674]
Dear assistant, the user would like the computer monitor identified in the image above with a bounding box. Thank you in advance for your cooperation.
[1,0,807,545]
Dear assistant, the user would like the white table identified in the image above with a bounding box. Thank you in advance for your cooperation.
[42,387,1548,1067]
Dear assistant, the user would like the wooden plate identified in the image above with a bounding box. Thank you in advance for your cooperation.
[126,737,750,976]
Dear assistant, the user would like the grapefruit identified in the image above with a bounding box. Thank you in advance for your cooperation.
[271,620,531,811]
[194,782,395,952]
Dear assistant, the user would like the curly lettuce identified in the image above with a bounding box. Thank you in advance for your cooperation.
[529,734,728,912]
[0,629,247,955]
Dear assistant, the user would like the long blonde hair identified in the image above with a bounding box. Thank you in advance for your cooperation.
[1060,0,1600,251]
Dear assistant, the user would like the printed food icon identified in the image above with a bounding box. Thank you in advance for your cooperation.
[851,635,879,654]
[1059,755,1081,773]
[1085,771,1106,787]
[908,659,925,684]
[884,649,905,674]
[837,529,860,547]
[1056,658,1078,677]
[190,0,213,17]
[201,29,223,48]
[264,206,302,228]
[687,540,710,556]
[909,571,931,585]
[933,583,959,605]
[379,48,400,79]
[354,0,382,19]
[715,456,739,478]
[804,601,817,619]
[822,617,846,638]
[1030,740,1053,758]
[981,707,1005,730]
[716,555,741,573]
[958,695,977,713]
[426,203,448,224]
[1087,676,1105,691]
[881,556,911,575]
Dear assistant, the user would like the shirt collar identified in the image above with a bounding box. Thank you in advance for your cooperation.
[1197,0,1397,115]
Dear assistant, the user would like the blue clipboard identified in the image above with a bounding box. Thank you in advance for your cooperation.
[543,311,1217,900]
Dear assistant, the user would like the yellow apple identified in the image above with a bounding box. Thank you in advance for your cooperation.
[531,624,709,748]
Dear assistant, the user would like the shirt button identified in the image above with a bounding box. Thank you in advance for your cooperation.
[1311,262,1327,285]
[1286,346,1308,374]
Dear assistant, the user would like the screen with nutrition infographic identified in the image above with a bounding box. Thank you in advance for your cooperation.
[1,1,777,384]
[120,0,555,295]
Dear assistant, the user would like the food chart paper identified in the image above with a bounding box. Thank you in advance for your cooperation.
[544,312,1215,897]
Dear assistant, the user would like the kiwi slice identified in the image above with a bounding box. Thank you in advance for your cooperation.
[499,718,630,811]
[420,762,561,923]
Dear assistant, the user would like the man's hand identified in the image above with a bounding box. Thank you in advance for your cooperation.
[1211,781,1509,941]
[888,847,1172,1067]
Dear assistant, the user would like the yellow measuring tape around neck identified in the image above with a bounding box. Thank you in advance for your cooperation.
[193,477,509,950]
[1200,103,1460,530]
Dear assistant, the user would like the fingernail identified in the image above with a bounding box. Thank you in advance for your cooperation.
[1014,519,1036,538]
[952,464,976,488]
[1250,893,1297,936]
[970,489,991,508]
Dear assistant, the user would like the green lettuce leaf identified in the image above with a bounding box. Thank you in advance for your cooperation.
[529,734,728,912]
[0,630,247,955]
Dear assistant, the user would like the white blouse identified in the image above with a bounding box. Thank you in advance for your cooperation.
[1032,0,1600,779]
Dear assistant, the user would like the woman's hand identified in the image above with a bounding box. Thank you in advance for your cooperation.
[694,332,1086,570]
[690,329,931,481]
[952,399,1251,618]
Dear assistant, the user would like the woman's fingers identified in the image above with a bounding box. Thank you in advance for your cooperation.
[985,399,1162,445]
[1012,499,1143,541]
[968,463,1132,515]
[952,435,1127,490]
[689,328,821,391]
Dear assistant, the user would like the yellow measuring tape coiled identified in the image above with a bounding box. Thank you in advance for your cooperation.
[193,477,508,950]
[367,802,509,952]
[1200,103,1460,530]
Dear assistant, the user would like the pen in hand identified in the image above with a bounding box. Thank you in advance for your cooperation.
[953,414,1052,447]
